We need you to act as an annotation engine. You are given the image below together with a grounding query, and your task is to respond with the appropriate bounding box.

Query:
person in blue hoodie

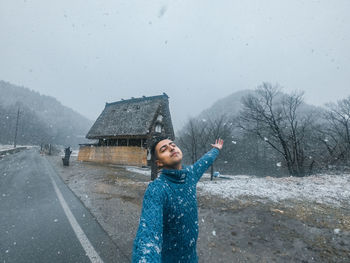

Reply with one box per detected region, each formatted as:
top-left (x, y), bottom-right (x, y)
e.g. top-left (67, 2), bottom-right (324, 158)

top-left (132, 136), bottom-right (224, 263)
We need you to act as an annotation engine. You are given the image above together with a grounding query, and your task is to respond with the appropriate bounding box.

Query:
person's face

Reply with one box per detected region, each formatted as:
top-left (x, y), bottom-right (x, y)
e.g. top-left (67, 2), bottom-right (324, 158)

top-left (155, 139), bottom-right (183, 169)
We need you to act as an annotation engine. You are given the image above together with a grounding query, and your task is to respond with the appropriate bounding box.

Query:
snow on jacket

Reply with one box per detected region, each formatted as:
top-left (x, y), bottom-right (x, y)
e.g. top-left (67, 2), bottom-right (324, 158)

top-left (132, 148), bottom-right (220, 263)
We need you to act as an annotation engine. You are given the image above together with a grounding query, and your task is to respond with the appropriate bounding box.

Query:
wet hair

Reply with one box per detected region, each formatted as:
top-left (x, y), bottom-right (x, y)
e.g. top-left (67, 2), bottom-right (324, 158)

top-left (150, 135), bottom-right (170, 158)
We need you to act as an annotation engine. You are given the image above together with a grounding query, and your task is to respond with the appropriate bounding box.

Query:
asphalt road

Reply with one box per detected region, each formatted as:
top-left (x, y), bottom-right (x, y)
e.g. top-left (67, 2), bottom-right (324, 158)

top-left (0, 149), bottom-right (128, 263)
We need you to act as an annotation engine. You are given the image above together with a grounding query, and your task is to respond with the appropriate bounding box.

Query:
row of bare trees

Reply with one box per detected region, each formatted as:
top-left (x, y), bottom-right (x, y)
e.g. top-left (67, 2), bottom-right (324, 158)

top-left (177, 82), bottom-right (350, 177)
top-left (318, 99), bottom-right (350, 166)
top-left (178, 116), bottom-right (231, 163)
top-left (177, 115), bottom-right (233, 179)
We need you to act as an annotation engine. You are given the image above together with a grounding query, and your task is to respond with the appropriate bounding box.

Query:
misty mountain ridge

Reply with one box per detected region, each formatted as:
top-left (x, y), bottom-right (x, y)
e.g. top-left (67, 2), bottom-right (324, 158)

top-left (0, 80), bottom-right (92, 147)
top-left (196, 88), bottom-right (322, 122)
top-left (197, 89), bottom-right (254, 120)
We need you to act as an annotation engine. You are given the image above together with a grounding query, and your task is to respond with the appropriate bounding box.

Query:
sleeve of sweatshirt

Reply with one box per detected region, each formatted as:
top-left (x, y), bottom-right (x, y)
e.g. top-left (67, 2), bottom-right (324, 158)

top-left (192, 147), bottom-right (220, 183)
top-left (132, 182), bottom-right (164, 263)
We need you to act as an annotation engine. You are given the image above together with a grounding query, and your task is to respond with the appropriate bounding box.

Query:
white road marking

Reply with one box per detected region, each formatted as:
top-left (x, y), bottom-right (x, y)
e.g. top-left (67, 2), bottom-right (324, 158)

top-left (48, 172), bottom-right (104, 263)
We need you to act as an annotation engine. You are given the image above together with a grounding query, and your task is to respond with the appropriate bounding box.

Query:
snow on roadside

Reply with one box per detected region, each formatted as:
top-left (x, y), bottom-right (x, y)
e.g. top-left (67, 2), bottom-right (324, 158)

top-left (0, 145), bottom-right (34, 153)
top-left (126, 166), bottom-right (151, 176)
top-left (0, 145), bottom-right (15, 151)
top-left (71, 150), bottom-right (79, 157)
top-left (197, 173), bottom-right (350, 206)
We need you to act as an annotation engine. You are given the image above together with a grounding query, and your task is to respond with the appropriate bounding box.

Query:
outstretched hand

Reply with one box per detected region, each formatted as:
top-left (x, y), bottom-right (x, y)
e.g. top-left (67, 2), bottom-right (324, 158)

top-left (211, 138), bottom-right (224, 150)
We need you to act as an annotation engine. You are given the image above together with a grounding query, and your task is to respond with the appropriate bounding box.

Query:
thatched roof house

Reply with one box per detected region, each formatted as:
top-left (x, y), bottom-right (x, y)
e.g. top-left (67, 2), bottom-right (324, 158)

top-left (78, 93), bottom-right (175, 167)
top-left (87, 93), bottom-right (174, 143)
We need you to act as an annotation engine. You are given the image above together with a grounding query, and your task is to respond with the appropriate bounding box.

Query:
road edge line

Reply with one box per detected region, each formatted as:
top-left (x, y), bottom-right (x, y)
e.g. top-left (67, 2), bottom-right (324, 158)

top-left (48, 171), bottom-right (104, 263)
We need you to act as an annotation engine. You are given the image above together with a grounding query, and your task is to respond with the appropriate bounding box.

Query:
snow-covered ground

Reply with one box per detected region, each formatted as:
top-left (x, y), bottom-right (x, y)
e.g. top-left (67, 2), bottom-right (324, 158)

top-left (71, 150), bottom-right (79, 157)
top-left (198, 173), bottom-right (350, 206)
top-left (0, 145), bottom-right (35, 151)
top-left (0, 144), bottom-right (38, 158)
top-left (125, 166), bottom-right (350, 206)
top-left (126, 166), bottom-right (151, 176)
top-left (0, 145), bottom-right (15, 151)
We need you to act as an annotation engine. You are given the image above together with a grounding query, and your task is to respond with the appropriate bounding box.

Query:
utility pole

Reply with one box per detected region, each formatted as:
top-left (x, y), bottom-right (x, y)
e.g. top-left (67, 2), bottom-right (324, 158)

top-left (14, 107), bottom-right (20, 148)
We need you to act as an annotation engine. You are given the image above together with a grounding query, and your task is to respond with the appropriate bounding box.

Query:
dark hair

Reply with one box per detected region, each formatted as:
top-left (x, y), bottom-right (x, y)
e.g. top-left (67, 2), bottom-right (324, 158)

top-left (150, 135), bottom-right (170, 158)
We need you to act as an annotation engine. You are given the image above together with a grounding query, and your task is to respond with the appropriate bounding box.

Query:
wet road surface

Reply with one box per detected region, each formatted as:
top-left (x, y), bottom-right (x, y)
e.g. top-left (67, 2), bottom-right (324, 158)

top-left (0, 149), bottom-right (128, 263)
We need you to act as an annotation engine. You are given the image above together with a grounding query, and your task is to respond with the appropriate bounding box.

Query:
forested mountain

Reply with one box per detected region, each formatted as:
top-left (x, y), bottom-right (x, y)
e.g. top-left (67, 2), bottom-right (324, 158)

top-left (197, 89), bottom-right (321, 121)
top-left (178, 85), bottom-right (328, 176)
top-left (197, 89), bottom-right (254, 120)
top-left (0, 80), bottom-right (92, 147)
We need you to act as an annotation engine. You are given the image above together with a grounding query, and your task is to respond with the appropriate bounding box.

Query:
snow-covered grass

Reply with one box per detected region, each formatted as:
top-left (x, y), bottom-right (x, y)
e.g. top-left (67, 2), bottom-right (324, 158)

top-left (0, 145), bottom-right (15, 151)
top-left (71, 150), bottom-right (79, 157)
top-left (198, 173), bottom-right (350, 206)
top-left (125, 165), bottom-right (350, 206)
top-left (0, 144), bottom-right (33, 152)
top-left (126, 166), bottom-right (151, 176)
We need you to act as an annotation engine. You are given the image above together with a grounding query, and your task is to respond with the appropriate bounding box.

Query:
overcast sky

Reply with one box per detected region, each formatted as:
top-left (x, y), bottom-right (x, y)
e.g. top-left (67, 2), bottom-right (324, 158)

top-left (1, 0), bottom-right (349, 131)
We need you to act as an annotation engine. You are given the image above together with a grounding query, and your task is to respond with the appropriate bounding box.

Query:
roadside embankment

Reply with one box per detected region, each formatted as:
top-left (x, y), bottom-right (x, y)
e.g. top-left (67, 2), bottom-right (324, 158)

top-left (0, 146), bottom-right (28, 156)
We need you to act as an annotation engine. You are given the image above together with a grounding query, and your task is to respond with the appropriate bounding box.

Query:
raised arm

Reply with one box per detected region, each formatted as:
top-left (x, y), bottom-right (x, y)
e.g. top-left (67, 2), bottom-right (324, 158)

top-left (192, 139), bottom-right (224, 183)
top-left (132, 183), bottom-right (164, 262)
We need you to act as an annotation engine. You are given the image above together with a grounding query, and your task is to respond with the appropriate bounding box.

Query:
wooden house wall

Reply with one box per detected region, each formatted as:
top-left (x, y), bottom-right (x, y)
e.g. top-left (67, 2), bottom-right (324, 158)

top-left (78, 145), bottom-right (147, 166)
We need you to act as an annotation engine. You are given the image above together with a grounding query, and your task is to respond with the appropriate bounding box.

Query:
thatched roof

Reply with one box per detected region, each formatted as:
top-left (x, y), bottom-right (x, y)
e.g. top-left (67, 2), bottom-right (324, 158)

top-left (86, 93), bottom-right (174, 139)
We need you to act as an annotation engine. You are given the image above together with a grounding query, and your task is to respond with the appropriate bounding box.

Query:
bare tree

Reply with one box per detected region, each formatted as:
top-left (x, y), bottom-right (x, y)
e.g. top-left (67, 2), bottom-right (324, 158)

top-left (178, 114), bottom-right (233, 179)
top-left (205, 114), bottom-right (233, 179)
top-left (206, 114), bottom-right (231, 145)
top-left (177, 118), bottom-right (208, 163)
top-left (239, 83), bottom-right (314, 176)
top-left (319, 96), bottom-right (350, 166)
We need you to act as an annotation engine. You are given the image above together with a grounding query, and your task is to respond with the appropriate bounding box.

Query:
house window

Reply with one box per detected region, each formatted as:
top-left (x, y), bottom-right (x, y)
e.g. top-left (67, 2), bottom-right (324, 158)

top-left (129, 139), bottom-right (141, 147)
top-left (156, 115), bottom-right (163, 122)
top-left (106, 139), bottom-right (117, 146)
top-left (118, 139), bottom-right (127, 146)
top-left (155, 124), bottom-right (162, 133)
top-left (98, 139), bottom-right (105, 146)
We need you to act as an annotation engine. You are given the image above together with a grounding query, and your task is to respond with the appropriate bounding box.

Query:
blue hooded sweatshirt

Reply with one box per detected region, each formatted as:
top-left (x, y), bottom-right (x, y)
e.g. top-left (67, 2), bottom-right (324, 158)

top-left (132, 148), bottom-right (220, 263)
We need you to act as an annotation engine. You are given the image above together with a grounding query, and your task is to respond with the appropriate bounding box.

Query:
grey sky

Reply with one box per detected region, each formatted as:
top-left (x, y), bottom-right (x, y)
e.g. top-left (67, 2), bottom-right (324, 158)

top-left (1, 0), bottom-right (349, 132)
